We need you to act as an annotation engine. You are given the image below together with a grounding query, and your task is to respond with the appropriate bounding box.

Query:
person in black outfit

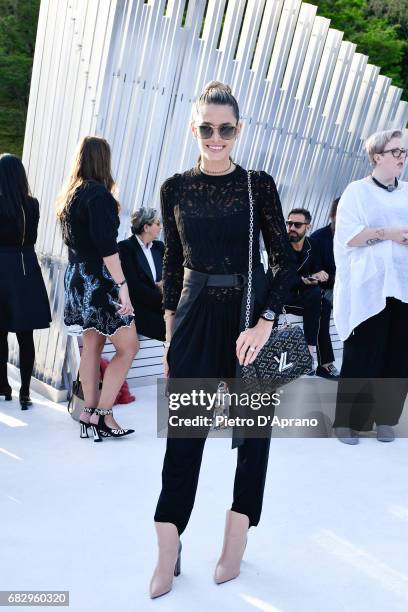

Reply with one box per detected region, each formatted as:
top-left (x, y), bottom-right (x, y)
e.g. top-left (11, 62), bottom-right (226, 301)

top-left (57, 137), bottom-right (138, 441)
top-left (310, 198), bottom-right (339, 307)
top-left (284, 208), bottom-right (339, 379)
top-left (0, 154), bottom-right (51, 409)
top-left (119, 208), bottom-right (165, 341)
top-left (149, 81), bottom-right (297, 599)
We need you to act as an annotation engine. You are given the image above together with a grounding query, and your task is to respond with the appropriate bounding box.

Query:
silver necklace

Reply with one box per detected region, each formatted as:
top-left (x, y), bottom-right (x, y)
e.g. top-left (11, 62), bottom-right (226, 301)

top-left (199, 159), bottom-right (233, 175)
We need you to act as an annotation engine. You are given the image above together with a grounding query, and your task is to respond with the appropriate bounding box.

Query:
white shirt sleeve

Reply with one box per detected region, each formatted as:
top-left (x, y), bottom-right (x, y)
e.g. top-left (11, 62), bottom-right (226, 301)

top-left (335, 183), bottom-right (366, 249)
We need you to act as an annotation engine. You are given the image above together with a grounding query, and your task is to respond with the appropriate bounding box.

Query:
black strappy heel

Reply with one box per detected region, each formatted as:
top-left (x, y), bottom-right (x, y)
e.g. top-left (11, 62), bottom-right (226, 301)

top-left (90, 408), bottom-right (135, 442)
top-left (79, 406), bottom-right (95, 438)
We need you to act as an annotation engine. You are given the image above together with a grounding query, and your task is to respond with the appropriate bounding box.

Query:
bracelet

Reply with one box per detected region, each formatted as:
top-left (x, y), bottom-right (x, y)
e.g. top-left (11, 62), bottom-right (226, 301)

top-left (115, 279), bottom-right (127, 288)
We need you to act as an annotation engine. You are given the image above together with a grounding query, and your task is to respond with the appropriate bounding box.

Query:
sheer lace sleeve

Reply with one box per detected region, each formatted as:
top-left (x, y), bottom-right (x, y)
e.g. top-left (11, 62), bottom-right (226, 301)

top-left (256, 171), bottom-right (297, 314)
top-left (160, 175), bottom-right (184, 311)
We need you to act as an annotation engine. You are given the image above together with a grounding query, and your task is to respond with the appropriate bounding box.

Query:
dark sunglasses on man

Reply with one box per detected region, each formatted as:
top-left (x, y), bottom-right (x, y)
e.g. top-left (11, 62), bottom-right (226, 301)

top-left (286, 220), bottom-right (308, 229)
top-left (196, 123), bottom-right (238, 140)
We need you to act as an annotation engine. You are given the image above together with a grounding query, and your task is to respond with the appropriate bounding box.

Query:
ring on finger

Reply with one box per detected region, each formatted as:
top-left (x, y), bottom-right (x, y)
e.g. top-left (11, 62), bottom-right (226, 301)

top-left (249, 347), bottom-right (256, 352)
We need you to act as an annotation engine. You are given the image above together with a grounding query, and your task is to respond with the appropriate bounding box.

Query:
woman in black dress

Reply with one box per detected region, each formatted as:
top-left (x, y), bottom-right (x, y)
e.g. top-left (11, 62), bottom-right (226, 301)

top-left (0, 154), bottom-right (51, 409)
top-left (149, 82), bottom-right (296, 598)
top-left (57, 137), bottom-right (138, 441)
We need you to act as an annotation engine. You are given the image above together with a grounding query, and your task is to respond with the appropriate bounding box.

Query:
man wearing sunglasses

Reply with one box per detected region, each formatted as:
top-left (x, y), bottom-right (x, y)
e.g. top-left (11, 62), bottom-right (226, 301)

top-left (284, 208), bottom-right (339, 379)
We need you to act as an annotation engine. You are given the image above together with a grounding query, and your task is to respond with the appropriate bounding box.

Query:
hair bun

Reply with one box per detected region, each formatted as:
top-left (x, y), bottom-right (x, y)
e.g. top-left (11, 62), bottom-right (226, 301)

top-left (203, 80), bottom-right (232, 95)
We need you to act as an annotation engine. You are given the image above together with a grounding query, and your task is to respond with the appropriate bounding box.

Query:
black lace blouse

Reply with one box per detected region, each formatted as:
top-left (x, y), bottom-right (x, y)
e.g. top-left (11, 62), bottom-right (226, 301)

top-left (160, 164), bottom-right (297, 313)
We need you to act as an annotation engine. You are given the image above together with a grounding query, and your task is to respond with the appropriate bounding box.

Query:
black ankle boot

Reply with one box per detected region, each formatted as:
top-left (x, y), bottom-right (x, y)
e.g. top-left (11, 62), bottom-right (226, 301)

top-left (0, 385), bottom-right (12, 401)
top-left (19, 391), bottom-right (32, 410)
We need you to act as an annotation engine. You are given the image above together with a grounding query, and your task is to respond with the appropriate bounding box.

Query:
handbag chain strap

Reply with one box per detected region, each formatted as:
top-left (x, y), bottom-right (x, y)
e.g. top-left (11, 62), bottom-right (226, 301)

top-left (245, 171), bottom-right (254, 331)
top-left (245, 170), bottom-right (288, 331)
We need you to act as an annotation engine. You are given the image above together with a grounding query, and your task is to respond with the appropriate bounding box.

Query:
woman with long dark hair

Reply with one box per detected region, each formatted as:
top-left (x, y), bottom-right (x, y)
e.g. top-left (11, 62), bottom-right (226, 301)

top-left (57, 136), bottom-right (138, 441)
top-left (0, 154), bottom-right (51, 408)
top-left (149, 81), bottom-right (296, 598)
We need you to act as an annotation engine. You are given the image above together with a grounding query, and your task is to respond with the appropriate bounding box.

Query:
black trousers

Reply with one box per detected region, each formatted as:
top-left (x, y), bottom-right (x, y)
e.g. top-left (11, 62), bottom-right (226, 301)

top-left (0, 331), bottom-right (35, 395)
top-left (286, 286), bottom-right (334, 365)
top-left (155, 267), bottom-right (273, 536)
top-left (334, 298), bottom-right (408, 430)
top-left (154, 434), bottom-right (271, 535)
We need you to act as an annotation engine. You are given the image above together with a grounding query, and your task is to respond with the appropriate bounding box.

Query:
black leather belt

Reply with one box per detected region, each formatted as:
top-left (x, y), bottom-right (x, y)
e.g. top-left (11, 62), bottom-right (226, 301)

top-left (183, 268), bottom-right (247, 287)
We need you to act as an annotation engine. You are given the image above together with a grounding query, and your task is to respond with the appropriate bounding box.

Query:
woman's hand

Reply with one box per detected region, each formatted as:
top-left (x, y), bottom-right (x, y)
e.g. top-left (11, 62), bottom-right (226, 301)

top-left (117, 284), bottom-right (134, 316)
top-left (236, 318), bottom-right (274, 366)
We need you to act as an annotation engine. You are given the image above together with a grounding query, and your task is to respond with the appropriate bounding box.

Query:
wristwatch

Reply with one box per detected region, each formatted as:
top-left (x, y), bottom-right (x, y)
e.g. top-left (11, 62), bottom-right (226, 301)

top-left (260, 309), bottom-right (276, 322)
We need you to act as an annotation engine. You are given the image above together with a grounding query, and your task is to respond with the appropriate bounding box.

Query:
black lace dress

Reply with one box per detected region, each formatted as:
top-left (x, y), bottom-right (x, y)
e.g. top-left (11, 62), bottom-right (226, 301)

top-left (161, 164), bottom-right (296, 378)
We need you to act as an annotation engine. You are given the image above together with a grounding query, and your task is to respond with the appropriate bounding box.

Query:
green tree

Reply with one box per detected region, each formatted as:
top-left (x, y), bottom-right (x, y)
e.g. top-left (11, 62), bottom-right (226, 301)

top-left (369, 0), bottom-right (408, 91)
top-left (0, 0), bottom-right (40, 156)
top-left (316, 0), bottom-right (407, 95)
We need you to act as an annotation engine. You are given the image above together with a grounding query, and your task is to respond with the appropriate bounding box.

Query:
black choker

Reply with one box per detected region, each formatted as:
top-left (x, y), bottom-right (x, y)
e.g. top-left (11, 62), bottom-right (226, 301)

top-left (371, 175), bottom-right (398, 192)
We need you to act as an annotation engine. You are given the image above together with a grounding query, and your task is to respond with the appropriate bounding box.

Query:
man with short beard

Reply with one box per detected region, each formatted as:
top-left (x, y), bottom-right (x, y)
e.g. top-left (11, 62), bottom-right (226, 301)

top-left (284, 208), bottom-right (339, 379)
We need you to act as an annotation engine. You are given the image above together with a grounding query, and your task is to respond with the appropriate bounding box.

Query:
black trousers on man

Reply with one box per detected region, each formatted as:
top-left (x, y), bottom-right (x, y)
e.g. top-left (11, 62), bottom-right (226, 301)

top-left (334, 298), bottom-right (408, 431)
top-left (285, 286), bottom-right (334, 366)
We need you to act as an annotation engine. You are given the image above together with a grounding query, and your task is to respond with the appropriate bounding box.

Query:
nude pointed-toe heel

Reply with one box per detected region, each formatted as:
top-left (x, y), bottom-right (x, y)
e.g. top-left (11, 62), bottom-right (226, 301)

top-left (214, 510), bottom-right (249, 585)
top-left (149, 522), bottom-right (181, 599)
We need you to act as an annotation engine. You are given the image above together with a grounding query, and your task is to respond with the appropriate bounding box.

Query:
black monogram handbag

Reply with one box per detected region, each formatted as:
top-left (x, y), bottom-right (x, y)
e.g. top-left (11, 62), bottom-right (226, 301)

top-left (240, 171), bottom-right (313, 388)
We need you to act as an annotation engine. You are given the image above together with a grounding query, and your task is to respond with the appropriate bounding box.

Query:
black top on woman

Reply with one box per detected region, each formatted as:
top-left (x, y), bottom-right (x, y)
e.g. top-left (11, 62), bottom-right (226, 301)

top-left (161, 165), bottom-right (296, 382)
top-left (0, 154), bottom-right (51, 333)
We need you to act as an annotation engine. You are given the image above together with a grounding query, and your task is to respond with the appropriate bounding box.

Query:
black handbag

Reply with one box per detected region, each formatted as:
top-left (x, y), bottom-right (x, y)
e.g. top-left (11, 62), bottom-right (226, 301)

top-left (67, 374), bottom-right (103, 421)
top-left (67, 377), bottom-right (85, 422)
top-left (240, 171), bottom-right (313, 388)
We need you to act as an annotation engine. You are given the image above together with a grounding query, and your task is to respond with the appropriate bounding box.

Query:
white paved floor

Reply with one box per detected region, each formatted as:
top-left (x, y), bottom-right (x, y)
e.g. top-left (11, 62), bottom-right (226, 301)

top-left (1, 378), bottom-right (408, 612)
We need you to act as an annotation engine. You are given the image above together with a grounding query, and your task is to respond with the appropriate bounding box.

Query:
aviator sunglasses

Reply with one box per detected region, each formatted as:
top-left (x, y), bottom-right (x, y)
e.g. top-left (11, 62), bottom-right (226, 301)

top-left (196, 123), bottom-right (238, 140)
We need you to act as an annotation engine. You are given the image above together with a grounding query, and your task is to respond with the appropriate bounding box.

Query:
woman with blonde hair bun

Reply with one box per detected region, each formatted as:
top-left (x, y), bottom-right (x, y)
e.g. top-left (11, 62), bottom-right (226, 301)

top-left (149, 81), bottom-right (296, 597)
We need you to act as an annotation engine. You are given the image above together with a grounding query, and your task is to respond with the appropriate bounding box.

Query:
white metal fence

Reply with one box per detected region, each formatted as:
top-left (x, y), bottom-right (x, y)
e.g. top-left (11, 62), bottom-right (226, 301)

top-left (13, 0), bottom-right (408, 391)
